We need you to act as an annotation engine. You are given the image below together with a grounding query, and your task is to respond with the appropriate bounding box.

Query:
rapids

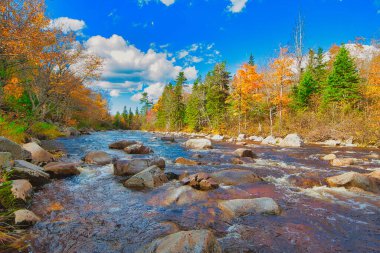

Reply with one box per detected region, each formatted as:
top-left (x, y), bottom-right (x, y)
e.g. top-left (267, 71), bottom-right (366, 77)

top-left (25, 131), bottom-right (380, 252)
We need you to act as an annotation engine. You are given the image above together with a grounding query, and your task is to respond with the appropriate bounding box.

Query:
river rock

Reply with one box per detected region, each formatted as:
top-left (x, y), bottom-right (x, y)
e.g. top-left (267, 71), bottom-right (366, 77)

top-left (0, 180), bottom-right (32, 209)
top-left (22, 142), bottom-right (55, 164)
top-left (248, 136), bottom-right (264, 142)
top-left (237, 134), bottom-right (246, 141)
top-left (161, 136), bottom-right (175, 142)
top-left (0, 152), bottom-right (12, 169)
top-left (323, 139), bottom-right (341, 146)
top-left (219, 197), bottom-right (280, 218)
top-left (124, 144), bottom-right (153, 154)
top-left (322, 154), bottom-right (337, 161)
top-left (181, 172), bottom-right (218, 191)
top-left (137, 229), bottom-right (222, 253)
top-left (261, 136), bottom-right (277, 145)
top-left (367, 153), bottom-right (380, 159)
top-left (9, 160), bottom-right (50, 186)
top-left (211, 169), bottom-right (263, 186)
top-left (330, 158), bottom-right (355, 167)
top-left (278, 133), bottom-right (304, 147)
top-left (184, 139), bottom-right (212, 150)
top-left (109, 140), bottom-right (138, 149)
top-left (211, 135), bottom-right (224, 141)
top-left (149, 185), bottom-right (209, 206)
top-left (44, 162), bottom-right (81, 177)
top-left (326, 170), bottom-right (380, 193)
top-left (175, 157), bottom-right (200, 166)
top-left (0, 137), bottom-right (31, 160)
top-left (14, 209), bottom-right (40, 226)
top-left (124, 165), bottom-right (168, 189)
top-left (84, 151), bottom-right (112, 165)
top-left (233, 148), bottom-right (256, 158)
top-left (63, 127), bottom-right (80, 137)
top-left (113, 158), bottom-right (165, 176)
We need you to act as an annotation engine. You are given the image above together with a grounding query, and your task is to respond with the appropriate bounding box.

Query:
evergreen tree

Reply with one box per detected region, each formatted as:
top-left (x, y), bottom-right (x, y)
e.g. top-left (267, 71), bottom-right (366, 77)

top-left (156, 84), bottom-right (174, 130)
top-left (113, 111), bottom-right (121, 128)
top-left (248, 53), bottom-right (255, 66)
top-left (322, 46), bottom-right (361, 105)
top-left (139, 92), bottom-right (153, 115)
top-left (121, 106), bottom-right (128, 129)
top-left (293, 69), bottom-right (318, 108)
top-left (313, 47), bottom-right (327, 91)
top-left (172, 72), bottom-right (186, 130)
top-left (185, 76), bottom-right (203, 131)
top-left (128, 108), bottom-right (133, 129)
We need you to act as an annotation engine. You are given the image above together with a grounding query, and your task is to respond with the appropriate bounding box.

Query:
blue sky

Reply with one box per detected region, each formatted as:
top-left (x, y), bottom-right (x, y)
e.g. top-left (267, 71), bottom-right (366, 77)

top-left (46, 0), bottom-right (380, 114)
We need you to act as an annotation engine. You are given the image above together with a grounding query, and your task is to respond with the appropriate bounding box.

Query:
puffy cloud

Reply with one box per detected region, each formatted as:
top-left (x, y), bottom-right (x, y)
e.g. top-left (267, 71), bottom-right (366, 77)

top-left (183, 66), bottom-right (198, 80)
top-left (160, 0), bottom-right (175, 6)
top-left (110, 89), bottom-right (121, 97)
top-left (228, 0), bottom-right (248, 13)
top-left (49, 17), bottom-right (86, 33)
top-left (131, 82), bottom-right (166, 102)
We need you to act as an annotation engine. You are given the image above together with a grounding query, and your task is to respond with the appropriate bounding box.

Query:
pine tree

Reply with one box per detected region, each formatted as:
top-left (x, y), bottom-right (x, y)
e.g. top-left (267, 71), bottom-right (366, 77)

top-left (248, 54), bottom-right (255, 66)
top-left (139, 92), bottom-right (153, 115)
top-left (172, 72), bottom-right (186, 130)
top-left (323, 46), bottom-right (361, 106)
top-left (185, 76), bottom-right (203, 131)
top-left (128, 107), bottom-right (133, 129)
top-left (293, 69), bottom-right (318, 108)
top-left (113, 111), bottom-right (121, 128)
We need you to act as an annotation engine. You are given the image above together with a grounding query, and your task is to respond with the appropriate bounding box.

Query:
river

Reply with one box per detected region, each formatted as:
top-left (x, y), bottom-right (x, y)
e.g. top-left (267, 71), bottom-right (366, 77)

top-left (25, 131), bottom-right (380, 252)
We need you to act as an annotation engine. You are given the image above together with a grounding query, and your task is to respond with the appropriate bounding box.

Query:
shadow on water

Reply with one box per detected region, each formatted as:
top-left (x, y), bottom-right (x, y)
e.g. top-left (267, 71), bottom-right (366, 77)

top-left (26, 131), bottom-right (380, 253)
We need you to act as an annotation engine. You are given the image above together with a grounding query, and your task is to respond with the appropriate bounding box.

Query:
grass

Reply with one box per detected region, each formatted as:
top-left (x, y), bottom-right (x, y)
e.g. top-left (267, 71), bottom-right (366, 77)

top-left (29, 122), bottom-right (64, 140)
top-left (0, 116), bottom-right (27, 143)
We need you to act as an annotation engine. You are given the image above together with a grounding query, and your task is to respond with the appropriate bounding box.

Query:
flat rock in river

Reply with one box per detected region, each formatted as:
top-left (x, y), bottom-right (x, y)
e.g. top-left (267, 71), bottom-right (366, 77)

top-left (124, 165), bottom-right (168, 189)
top-left (219, 198), bottom-right (281, 218)
top-left (113, 158), bottom-right (165, 176)
top-left (14, 209), bottom-right (40, 226)
top-left (109, 140), bottom-right (138, 149)
top-left (211, 169), bottom-right (263, 186)
top-left (84, 151), bottom-right (112, 165)
top-left (124, 144), bottom-right (153, 154)
top-left (44, 162), bottom-right (81, 177)
top-left (10, 160), bottom-right (50, 186)
top-left (233, 148), bottom-right (256, 158)
top-left (326, 170), bottom-right (380, 193)
top-left (184, 139), bottom-right (212, 150)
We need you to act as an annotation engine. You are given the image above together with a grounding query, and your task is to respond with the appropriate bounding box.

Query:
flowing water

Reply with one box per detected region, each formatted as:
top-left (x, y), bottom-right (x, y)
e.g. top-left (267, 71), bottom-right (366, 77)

top-left (24, 131), bottom-right (380, 253)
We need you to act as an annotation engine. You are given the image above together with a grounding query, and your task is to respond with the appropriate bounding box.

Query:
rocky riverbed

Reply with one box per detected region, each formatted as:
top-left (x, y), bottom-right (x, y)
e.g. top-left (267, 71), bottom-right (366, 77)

top-left (1, 130), bottom-right (379, 252)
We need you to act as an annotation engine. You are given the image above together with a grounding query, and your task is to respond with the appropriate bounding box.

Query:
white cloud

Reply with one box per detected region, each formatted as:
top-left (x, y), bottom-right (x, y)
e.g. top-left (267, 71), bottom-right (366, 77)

top-left (178, 50), bottom-right (189, 59)
top-left (131, 82), bottom-right (166, 102)
top-left (160, 0), bottom-right (175, 6)
top-left (228, 0), bottom-right (248, 13)
top-left (183, 67), bottom-right (198, 80)
top-left (110, 89), bottom-right (121, 97)
top-left (49, 17), bottom-right (86, 33)
top-left (191, 56), bottom-right (203, 63)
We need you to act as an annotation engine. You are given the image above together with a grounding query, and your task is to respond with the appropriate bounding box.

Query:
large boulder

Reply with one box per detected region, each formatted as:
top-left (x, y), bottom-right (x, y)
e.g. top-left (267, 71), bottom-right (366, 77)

top-left (124, 144), bottom-right (153, 154)
top-left (44, 162), bottom-right (81, 178)
top-left (9, 160), bottom-right (50, 186)
top-left (219, 198), bottom-right (280, 218)
top-left (233, 148), bottom-right (256, 158)
top-left (0, 180), bottom-right (32, 209)
top-left (278, 133), bottom-right (304, 147)
top-left (0, 137), bottom-right (31, 160)
top-left (109, 140), bottom-right (138, 149)
top-left (184, 139), bottom-right (212, 150)
top-left (124, 165), bottom-right (168, 189)
top-left (137, 230), bottom-right (222, 253)
top-left (0, 152), bottom-right (12, 169)
top-left (211, 135), bottom-right (224, 141)
top-left (84, 151), bottom-right (112, 165)
top-left (113, 158), bottom-right (165, 176)
top-left (181, 172), bottom-right (218, 191)
top-left (330, 158), bottom-right (355, 167)
top-left (211, 169), bottom-right (263, 186)
top-left (22, 142), bottom-right (55, 164)
top-left (261, 136), bottom-right (277, 145)
top-left (14, 209), bottom-right (40, 226)
top-left (326, 171), bottom-right (380, 193)
top-left (175, 157), bottom-right (200, 166)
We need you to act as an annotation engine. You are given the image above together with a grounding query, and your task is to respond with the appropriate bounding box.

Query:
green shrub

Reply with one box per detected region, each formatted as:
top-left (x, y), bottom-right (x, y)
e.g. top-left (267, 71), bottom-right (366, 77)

top-left (29, 122), bottom-right (64, 140)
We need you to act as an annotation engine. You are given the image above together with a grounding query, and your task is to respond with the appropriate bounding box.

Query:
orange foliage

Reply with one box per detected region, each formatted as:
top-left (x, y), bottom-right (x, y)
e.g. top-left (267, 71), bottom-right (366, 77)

top-left (3, 77), bottom-right (24, 99)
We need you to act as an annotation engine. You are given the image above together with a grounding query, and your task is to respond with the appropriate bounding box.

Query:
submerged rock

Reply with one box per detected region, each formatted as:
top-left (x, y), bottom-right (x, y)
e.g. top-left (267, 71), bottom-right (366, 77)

top-left (278, 133), bottom-right (304, 147)
top-left (113, 158), bottom-right (165, 176)
top-left (330, 158), bottom-right (355, 167)
top-left (44, 162), bottom-right (81, 178)
top-left (233, 148), bottom-right (256, 158)
top-left (0, 152), bottom-right (12, 169)
top-left (184, 139), bottom-right (213, 150)
top-left (175, 157), bottom-right (200, 166)
top-left (219, 197), bottom-right (280, 218)
top-left (109, 140), bottom-right (138, 149)
top-left (22, 142), bottom-right (55, 164)
top-left (211, 169), bottom-right (263, 186)
top-left (9, 160), bottom-right (50, 186)
top-left (322, 154), bottom-right (337, 161)
top-left (124, 165), bottom-right (168, 189)
top-left (137, 230), bottom-right (222, 253)
top-left (326, 170), bottom-right (380, 193)
top-left (0, 137), bottom-right (31, 160)
top-left (181, 172), bottom-right (218, 191)
top-left (14, 209), bottom-right (40, 226)
top-left (261, 136), bottom-right (277, 145)
top-left (124, 144), bottom-right (153, 154)
top-left (84, 151), bottom-right (112, 165)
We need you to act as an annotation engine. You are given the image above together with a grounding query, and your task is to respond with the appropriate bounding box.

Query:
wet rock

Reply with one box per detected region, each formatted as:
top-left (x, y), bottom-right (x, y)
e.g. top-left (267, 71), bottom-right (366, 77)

top-left (175, 157), bottom-right (200, 166)
top-left (84, 151), bottom-right (112, 165)
top-left (124, 144), bottom-right (153, 154)
top-left (9, 160), bottom-right (50, 186)
top-left (288, 173), bottom-right (322, 188)
top-left (219, 197), bottom-right (280, 218)
top-left (330, 158), bottom-right (355, 167)
top-left (44, 162), bottom-right (81, 178)
top-left (124, 165), bottom-right (168, 189)
top-left (233, 148), bottom-right (256, 158)
top-left (165, 172), bottom-right (179, 181)
top-left (261, 136), bottom-right (277, 145)
top-left (22, 142), bottom-right (55, 164)
top-left (0, 180), bottom-right (32, 209)
top-left (211, 169), bottom-right (263, 186)
top-left (211, 134), bottom-right (224, 141)
top-left (161, 136), bottom-right (175, 142)
top-left (137, 230), bottom-right (222, 253)
top-left (14, 209), bottom-right (40, 226)
top-left (278, 133), bottom-right (304, 147)
top-left (184, 139), bottom-right (212, 150)
top-left (109, 140), bottom-right (138, 149)
top-left (237, 134), bottom-right (246, 141)
top-left (367, 153), bottom-right (380, 159)
top-left (326, 170), bottom-right (380, 193)
top-left (113, 158), bottom-right (165, 176)
top-left (150, 185), bottom-right (209, 206)
top-left (322, 154), bottom-right (337, 161)
top-left (0, 137), bottom-right (31, 160)
top-left (181, 172), bottom-right (218, 191)
top-left (0, 152), bottom-right (12, 169)
top-left (231, 158), bottom-right (244, 164)
top-left (63, 127), bottom-right (80, 137)
top-left (192, 154), bottom-right (203, 159)
top-left (248, 136), bottom-right (264, 142)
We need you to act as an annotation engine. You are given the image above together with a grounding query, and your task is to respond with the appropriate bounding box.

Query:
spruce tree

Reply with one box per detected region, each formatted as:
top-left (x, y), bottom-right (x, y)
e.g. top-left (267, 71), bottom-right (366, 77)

top-left (185, 76), bottom-right (202, 131)
top-left (172, 72), bottom-right (186, 130)
top-left (322, 46), bottom-right (361, 106)
top-left (294, 69), bottom-right (318, 108)
top-left (248, 54), bottom-right (255, 66)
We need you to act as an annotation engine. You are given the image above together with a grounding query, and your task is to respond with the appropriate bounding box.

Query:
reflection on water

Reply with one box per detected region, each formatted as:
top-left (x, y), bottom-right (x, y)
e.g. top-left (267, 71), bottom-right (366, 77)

top-left (28, 131), bottom-right (380, 253)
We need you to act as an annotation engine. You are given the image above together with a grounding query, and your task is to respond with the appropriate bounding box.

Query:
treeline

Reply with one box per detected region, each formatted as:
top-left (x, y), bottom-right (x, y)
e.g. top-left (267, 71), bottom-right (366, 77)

top-left (0, 0), bottom-right (110, 142)
top-left (112, 106), bottom-right (143, 130)
top-left (139, 44), bottom-right (379, 145)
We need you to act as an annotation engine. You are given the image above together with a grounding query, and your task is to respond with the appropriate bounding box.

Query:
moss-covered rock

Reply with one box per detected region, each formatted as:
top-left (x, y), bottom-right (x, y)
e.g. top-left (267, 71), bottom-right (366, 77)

top-left (0, 152), bottom-right (12, 170)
